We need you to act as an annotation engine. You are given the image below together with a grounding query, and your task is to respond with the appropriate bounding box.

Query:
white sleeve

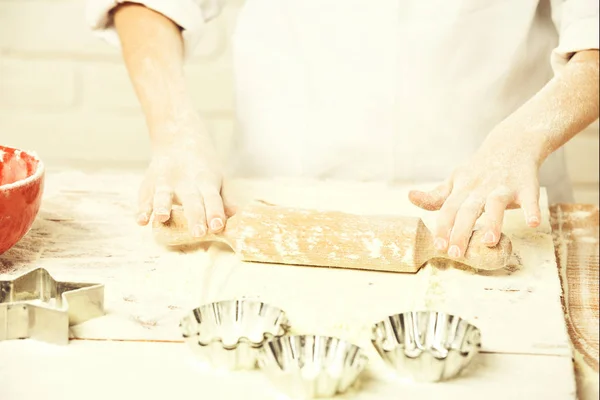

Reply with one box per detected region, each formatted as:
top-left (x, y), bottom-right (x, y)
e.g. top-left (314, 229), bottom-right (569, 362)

top-left (551, 0), bottom-right (600, 73)
top-left (85, 0), bottom-right (224, 57)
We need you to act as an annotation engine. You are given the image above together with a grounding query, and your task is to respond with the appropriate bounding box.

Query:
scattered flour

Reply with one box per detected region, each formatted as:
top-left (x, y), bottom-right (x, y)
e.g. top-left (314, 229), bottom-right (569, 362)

top-left (273, 233), bottom-right (300, 257)
top-left (401, 247), bottom-right (414, 264)
top-left (388, 243), bottom-right (401, 257)
top-left (362, 237), bottom-right (383, 259)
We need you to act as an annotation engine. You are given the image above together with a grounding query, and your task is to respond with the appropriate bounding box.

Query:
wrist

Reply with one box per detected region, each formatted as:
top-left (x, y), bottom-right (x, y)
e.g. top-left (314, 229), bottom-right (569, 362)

top-left (147, 108), bottom-right (208, 148)
top-left (484, 125), bottom-right (549, 166)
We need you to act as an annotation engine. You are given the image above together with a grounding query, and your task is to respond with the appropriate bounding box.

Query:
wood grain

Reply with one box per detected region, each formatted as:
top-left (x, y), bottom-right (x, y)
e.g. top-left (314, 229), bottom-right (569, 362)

top-left (550, 204), bottom-right (599, 373)
top-left (551, 204), bottom-right (599, 400)
top-left (153, 204), bottom-right (514, 273)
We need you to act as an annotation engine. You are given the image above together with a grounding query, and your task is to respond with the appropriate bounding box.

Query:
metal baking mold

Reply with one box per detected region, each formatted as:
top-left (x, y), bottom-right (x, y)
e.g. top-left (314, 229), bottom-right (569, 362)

top-left (0, 267), bottom-right (105, 345)
top-left (258, 335), bottom-right (369, 399)
top-left (371, 311), bottom-right (481, 382)
top-left (180, 299), bottom-right (290, 370)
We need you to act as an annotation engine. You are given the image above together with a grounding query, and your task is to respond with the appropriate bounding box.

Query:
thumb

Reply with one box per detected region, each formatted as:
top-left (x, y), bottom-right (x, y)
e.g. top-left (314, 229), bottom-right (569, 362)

top-left (221, 192), bottom-right (238, 217)
top-left (219, 178), bottom-right (239, 218)
top-left (224, 203), bottom-right (238, 218)
top-left (409, 181), bottom-right (453, 211)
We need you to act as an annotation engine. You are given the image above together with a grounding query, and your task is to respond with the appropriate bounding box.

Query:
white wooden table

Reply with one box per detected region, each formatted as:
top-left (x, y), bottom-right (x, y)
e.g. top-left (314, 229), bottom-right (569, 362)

top-left (0, 170), bottom-right (576, 399)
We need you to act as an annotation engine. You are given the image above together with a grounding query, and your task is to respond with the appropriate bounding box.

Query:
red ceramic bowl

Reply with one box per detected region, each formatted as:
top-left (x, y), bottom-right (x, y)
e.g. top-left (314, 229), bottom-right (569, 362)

top-left (0, 145), bottom-right (45, 255)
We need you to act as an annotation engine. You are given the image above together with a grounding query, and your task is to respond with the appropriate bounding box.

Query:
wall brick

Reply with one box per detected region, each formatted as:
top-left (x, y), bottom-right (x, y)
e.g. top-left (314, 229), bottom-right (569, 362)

top-left (0, 1), bottom-right (114, 57)
top-left (0, 109), bottom-right (235, 165)
top-left (0, 57), bottom-right (78, 108)
top-left (0, 110), bottom-right (151, 163)
top-left (81, 62), bottom-right (140, 111)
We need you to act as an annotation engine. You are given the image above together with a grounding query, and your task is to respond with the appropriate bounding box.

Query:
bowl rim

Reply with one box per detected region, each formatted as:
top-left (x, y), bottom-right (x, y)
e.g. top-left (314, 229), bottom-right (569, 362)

top-left (370, 310), bottom-right (483, 352)
top-left (180, 299), bottom-right (291, 348)
top-left (0, 145), bottom-right (45, 191)
top-left (371, 310), bottom-right (480, 329)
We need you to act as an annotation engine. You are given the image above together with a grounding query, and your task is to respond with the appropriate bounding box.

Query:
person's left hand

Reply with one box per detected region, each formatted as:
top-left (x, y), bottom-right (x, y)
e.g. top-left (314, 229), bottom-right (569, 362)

top-left (408, 136), bottom-right (543, 258)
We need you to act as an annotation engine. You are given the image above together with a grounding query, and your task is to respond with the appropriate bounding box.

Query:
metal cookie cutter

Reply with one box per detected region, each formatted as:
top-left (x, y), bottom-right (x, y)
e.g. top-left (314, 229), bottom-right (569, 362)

top-left (180, 299), bottom-right (290, 370)
top-left (0, 267), bottom-right (105, 345)
top-left (371, 311), bottom-right (482, 382)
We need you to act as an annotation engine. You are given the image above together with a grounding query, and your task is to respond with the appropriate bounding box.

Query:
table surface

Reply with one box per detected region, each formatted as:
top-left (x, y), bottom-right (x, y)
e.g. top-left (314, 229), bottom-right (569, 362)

top-left (0, 170), bottom-right (579, 400)
top-left (550, 204), bottom-right (599, 400)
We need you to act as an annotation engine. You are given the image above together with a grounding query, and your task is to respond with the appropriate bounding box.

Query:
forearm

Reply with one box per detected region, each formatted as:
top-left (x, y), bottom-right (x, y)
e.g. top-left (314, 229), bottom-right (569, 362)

top-left (488, 50), bottom-right (599, 163)
top-left (113, 3), bottom-right (198, 147)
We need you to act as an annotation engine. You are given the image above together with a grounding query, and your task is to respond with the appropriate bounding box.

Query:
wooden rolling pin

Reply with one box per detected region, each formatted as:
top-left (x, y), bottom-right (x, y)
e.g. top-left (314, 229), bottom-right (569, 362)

top-left (152, 203), bottom-right (514, 273)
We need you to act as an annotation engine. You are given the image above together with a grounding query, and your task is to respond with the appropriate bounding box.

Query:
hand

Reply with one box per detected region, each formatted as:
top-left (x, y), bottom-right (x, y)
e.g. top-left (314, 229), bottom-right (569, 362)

top-left (136, 121), bottom-right (231, 238)
top-left (408, 137), bottom-right (543, 259)
top-left (408, 49), bottom-right (600, 259)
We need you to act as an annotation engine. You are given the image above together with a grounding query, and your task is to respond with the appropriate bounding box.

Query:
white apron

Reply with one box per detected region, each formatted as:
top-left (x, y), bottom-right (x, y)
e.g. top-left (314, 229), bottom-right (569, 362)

top-left (229, 0), bottom-right (574, 203)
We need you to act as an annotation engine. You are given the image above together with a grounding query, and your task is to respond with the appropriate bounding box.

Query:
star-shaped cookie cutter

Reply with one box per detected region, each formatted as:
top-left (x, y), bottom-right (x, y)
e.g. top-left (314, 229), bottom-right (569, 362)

top-left (0, 268), bottom-right (105, 345)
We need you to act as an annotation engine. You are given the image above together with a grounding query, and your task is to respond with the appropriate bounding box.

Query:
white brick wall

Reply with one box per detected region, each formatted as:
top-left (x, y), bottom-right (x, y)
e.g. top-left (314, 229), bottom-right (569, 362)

top-left (0, 0), bottom-right (598, 204)
top-left (0, 58), bottom-right (77, 109)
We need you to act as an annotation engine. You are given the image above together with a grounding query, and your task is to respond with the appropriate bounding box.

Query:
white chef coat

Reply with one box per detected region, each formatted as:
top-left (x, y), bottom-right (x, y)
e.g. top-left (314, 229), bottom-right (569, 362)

top-left (86, 0), bottom-right (599, 204)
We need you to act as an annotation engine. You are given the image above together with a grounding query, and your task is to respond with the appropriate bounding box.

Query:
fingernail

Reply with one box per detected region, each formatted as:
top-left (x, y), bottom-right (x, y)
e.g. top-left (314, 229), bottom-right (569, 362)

top-left (192, 225), bottom-right (206, 238)
top-left (448, 245), bottom-right (461, 258)
top-left (434, 238), bottom-right (447, 251)
top-left (137, 213), bottom-right (149, 224)
top-left (527, 216), bottom-right (540, 226)
top-left (155, 208), bottom-right (169, 216)
top-left (210, 218), bottom-right (224, 231)
top-left (483, 231), bottom-right (496, 244)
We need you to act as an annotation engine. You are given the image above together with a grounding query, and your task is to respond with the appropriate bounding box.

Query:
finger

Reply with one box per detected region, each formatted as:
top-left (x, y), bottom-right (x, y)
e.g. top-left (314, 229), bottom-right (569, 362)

top-left (448, 195), bottom-right (486, 258)
top-left (200, 185), bottom-right (226, 233)
top-left (137, 180), bottom-right (154, 226)
top-left (177, 187), bottom-right (207, 238)
top-left (433, 191), bottom-right (467, 252)
top-left (224, 204), bottom-right (238, 218)
top-left (221, 189), bottom-right (239, 217)
top-left (153, 179), bottom-right (173, 223)
top-left (220, 179), bottom-right (239, 217)
top-left (480, 190), bottom-right (514, 246)
top-left (409, 181), bottom-right (453, 211)
top-left (517, 185), bottom-right (541, 228)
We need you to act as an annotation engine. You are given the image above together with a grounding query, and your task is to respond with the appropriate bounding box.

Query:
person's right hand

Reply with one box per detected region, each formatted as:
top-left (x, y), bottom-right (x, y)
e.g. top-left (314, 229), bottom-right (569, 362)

top-left (111, 1), bottom-right (234, 238)
top-left (136, 122), bottom-right (230, 238)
